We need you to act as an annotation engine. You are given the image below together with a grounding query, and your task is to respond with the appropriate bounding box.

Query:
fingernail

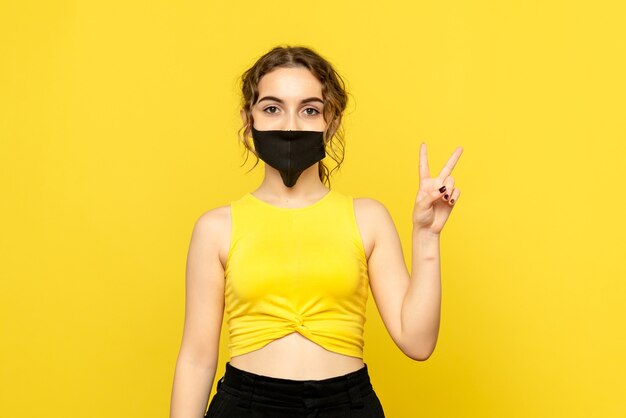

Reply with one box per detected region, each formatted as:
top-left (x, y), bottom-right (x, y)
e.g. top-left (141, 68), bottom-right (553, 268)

top-left (450, 199), bottom-right (455, 204)
top-left (444, 194), bottom-right (449, 200)
top-left (438, 186), bottom-right (446, 193)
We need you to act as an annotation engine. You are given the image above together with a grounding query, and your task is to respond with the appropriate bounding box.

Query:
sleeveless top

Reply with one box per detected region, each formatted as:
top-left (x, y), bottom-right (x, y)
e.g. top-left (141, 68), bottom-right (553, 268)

top-left (224, 188), bottom-right (370, 359)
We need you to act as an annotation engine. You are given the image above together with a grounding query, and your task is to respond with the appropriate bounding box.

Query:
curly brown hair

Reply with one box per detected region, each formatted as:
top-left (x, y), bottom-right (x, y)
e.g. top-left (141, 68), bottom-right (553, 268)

top-left (237, 45), bottom-right (349, 188)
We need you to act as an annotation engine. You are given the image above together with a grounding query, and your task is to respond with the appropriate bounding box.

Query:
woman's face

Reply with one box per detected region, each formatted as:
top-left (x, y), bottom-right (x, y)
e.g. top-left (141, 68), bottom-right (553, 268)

top-left (249, 66), bottom-right (326, 132)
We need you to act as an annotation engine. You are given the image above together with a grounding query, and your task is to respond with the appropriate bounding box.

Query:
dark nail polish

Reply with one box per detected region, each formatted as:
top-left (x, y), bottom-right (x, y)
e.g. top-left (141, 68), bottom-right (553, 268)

top-left (439, 186), bottom-right (446, 193)
top-left (444, 194), bottom-right (449, 200)
top-left (450, 199), bottom-right (455, 204)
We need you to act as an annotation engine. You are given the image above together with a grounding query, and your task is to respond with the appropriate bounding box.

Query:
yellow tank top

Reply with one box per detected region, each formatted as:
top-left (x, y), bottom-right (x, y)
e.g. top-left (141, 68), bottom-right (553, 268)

top-left (224, 188), bottom-right (370, 359)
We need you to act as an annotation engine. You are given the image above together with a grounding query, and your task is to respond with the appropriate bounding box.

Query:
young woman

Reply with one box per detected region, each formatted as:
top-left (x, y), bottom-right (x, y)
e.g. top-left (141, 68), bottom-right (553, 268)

top-left (170, 45), bottom-right (463, 418)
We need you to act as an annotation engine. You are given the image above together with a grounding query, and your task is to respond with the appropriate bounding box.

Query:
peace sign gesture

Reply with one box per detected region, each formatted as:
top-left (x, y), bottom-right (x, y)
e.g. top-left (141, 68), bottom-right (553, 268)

top-left (412, 143), bottom-right (464, 234)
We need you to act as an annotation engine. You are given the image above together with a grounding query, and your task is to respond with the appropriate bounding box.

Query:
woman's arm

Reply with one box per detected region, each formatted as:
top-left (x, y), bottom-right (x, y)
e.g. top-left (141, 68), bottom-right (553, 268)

top-left (364, 143), bottom-right (462, 361)
top-left (363, 201), bottom-right (441, 361)
top-left (402, 142), bottom-right (463, 359)
top-left (170, 208), bottom-right (228, 418)
top-left (400, 228), bottom-right (441, 360)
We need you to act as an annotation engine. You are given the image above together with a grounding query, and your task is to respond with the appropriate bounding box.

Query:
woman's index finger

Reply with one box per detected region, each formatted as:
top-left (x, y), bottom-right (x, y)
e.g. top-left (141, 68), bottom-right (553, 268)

top-left (437, 146), bottom-right (464, 179)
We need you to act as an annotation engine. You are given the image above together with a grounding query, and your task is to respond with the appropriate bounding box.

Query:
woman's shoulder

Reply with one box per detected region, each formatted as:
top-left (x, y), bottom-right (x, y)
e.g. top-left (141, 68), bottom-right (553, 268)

top-left (352, 195), bottom-right (388, 215)
top-left (350, 195), bottom-right (388, 261)
top-left (193, 203), bottom-right (232, 238)
top-left (351, 195), bottom-right (393, 234)
top-left (193, 203), bottom-right (233, 268)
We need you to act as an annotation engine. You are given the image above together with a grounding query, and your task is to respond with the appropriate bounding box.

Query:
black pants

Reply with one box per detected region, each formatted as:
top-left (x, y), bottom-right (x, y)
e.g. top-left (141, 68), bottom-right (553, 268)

top-left (205, 362), bottom-right (386, 417)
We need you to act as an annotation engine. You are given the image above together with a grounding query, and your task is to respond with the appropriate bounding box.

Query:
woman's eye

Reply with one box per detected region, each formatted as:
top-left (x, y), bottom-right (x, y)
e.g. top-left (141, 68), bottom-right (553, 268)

top-left (262, 106), bottom-right (320, 115)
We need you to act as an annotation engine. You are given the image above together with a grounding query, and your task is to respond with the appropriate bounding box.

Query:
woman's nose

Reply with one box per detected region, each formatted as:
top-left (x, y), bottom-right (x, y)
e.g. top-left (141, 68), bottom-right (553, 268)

top-left (283, 113), bottom-right (301, 131)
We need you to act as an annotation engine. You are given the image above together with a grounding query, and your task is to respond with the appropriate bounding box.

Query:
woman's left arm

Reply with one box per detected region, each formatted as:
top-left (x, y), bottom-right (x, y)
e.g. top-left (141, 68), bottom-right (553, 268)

top-left (401, 143), bottom-right (464, 360)
top-left (364, 143), bottom-right (463, 361)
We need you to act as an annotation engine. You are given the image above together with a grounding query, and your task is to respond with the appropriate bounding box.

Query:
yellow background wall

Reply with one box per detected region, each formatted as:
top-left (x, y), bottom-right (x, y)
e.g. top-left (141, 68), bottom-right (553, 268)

top-left (1, 1), bottom-right (624, 417)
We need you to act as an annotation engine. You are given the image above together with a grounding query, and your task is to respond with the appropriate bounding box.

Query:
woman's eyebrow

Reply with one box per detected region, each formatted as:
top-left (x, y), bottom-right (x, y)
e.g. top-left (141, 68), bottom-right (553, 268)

top-left (257, 96), bottom-right (324, 105)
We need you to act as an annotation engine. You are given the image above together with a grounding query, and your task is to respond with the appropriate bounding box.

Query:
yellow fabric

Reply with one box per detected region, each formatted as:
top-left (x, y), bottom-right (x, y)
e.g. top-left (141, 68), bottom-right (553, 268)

top-left (224, 188), bottom-right (370, 359)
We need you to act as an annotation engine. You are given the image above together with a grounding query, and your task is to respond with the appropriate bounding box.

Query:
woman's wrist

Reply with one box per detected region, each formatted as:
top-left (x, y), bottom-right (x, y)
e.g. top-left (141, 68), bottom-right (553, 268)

top-left (412, 225), bottom-right (440, 240)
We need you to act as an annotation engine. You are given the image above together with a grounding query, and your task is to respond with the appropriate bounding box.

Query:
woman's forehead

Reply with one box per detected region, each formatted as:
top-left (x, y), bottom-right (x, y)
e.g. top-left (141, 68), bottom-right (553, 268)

top-left (258, 67), bottom-right (322, 101)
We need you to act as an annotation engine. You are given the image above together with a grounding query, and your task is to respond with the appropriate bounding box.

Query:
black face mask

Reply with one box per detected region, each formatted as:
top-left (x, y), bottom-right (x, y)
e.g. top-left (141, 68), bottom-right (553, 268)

top-left (251, 126), bottom-right (326, 188)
